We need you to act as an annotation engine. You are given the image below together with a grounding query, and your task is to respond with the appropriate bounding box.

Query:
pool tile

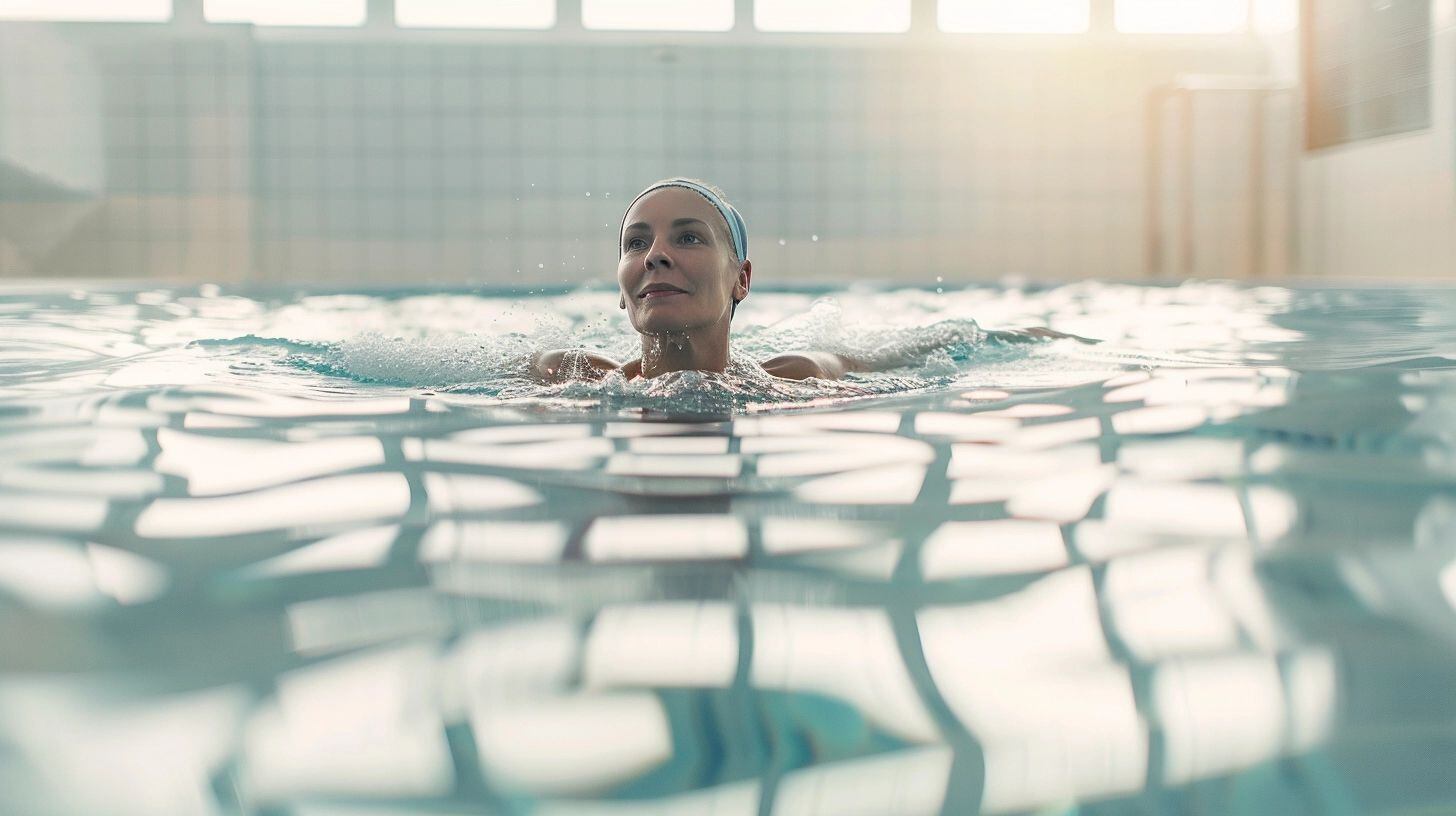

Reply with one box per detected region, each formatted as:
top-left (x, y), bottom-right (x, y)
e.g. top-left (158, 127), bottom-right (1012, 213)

top-left (1111, 405), bottom-right (1209, 435)
top-left (243, 525), bottom-right (399, 577)
top-left (0, 466), bottom-right (162, 499)
top-left (1104, 480), bottom-right (1247, 538)
top-left (751, 604), bottom-right (940, 744)
top-left (793, 464), bottom-right (927, 505)
top-left (241, 646), bottom-right (452, 803)
top-left (0, 537), bottom-right (110, 609)
top-left (470, 693), bottom-right (672, 796)
top-left (756, 437), bottom-right (933, 478)
top-left (920, 520), bottom-right (1067, 579)
top-left (1151, 655), bottom-right (1289, 785)
top-left (912, 412), bottom-right (1020, 441)
top-left (1005, 464), bottom-right (1117, 523)
top-left (734, 410), bottom-right (902, 436)
top-left (420, 521), bottom-right (568, 564)
top-left (583, 602), bottom-right (738, 689)
top-left (450, 423), bottom-right (593, 444)
top-left (535, 781), bottom-right (761, 816)
top-left (760, 518), bottom-right (894, 554)
top-left (773, 747), bottom-right (953, 816)
top-left (584, 515), bottom-right (748, 561)
top-left (624, 436), bottom-right (730, 454)
top-left (948, 443), bottom-right (1100, 480)
top-left (423, 474), bottom-right (542, 513)
top-left (156, 429), bottom-right (385, 496)
top-left (605, 453), bottom-right (743, 478)
top-left (413, 437), bottom-right (614, 470)
top-left (1006, 417), bottom-right (1102, 449)
top-left (0, 493), bottom-right (108, 534)
top-left (136, 473), bottom-right (410, 538)
top-left (1117, 438), bottom-right (1246, 480)
top-left (977, 403), bottom-right (1076, 419)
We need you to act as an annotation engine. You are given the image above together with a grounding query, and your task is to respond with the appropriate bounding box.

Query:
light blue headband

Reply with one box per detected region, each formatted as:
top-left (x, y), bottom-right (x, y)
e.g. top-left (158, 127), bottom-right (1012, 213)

top-left (620, 178), bottom-right (748, 261)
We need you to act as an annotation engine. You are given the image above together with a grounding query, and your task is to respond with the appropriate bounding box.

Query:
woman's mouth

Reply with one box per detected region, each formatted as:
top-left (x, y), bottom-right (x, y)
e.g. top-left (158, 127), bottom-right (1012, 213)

top-left (640, 288), bottom-right (686, 301)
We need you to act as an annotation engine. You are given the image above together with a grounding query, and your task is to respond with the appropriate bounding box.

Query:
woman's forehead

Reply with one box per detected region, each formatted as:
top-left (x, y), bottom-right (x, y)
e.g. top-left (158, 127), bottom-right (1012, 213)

top-left (623, 187), bottom-right (724, 231)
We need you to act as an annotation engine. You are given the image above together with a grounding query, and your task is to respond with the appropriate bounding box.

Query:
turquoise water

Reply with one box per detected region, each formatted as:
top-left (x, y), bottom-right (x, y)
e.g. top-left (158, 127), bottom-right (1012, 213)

top-left (3, 280), bottom-right (1456, 815)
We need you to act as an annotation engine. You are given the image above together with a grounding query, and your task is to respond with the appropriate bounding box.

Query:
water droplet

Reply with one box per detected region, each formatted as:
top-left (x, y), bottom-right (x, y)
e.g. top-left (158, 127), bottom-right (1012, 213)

top-left (538, 263), bottom-right (544, 269)
top-left (778, 239), bottom-right (787, 246)
top-left (936, 276), bottom-right (943, 283)
top-left (604, 192), bottom-right (611, 198)
top-left (585, 192), bottom-right (592, 197)
top-left (936, 287), bottom-right (944, 294)
top-left (811, 234), bottom-right (819, 242)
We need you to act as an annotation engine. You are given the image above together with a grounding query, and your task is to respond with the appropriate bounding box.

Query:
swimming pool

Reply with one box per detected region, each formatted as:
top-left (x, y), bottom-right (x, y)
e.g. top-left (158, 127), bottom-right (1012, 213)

top-left (2, 279), bottom-right (1455, 815)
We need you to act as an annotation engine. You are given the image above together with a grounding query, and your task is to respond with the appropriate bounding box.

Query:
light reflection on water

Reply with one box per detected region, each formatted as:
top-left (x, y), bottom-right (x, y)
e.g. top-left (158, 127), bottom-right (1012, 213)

top-left (3, 281), bottom-right (1456, 814)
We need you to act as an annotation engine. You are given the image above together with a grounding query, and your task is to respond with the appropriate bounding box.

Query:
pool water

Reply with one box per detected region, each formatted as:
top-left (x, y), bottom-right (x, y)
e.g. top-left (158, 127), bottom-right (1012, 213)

top-left (3, 280), bottom-right (1456, 815)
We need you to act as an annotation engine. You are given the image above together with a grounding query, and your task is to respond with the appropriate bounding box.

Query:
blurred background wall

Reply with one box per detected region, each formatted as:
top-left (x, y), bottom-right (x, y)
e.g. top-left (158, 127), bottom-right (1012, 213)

top-left (0, 0), bottom-right (1450, 286)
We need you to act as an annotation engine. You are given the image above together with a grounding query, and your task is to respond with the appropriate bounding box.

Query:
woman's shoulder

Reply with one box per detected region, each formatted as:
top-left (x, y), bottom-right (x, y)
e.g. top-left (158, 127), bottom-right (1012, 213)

top-left (759, 351), bottom-right (866, 381)
top-left (531, 348), bottom-right (623, 382)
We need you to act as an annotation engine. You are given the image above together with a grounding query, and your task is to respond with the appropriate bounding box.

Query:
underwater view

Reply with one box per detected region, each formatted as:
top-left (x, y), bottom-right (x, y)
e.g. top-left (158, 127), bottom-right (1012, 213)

top-left (3, 279), bottom-right (1456, 815)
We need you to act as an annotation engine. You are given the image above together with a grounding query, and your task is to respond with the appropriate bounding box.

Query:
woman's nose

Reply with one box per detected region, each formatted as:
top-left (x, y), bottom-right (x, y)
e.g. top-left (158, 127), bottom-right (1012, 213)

top-left (645, 245), bottom-right (672, 269)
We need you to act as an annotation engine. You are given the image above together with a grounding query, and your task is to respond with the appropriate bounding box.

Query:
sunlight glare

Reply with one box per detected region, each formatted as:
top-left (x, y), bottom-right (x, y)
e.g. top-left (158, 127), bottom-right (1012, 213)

top-left (204, 0), bottom-right (365, 26)
top-left (1115, 0), bottom-right (1248, 33)
top-left (582, 0), bottom-right (733, 31)
top-left (396, 0), bottom-right (554, 29)
top-left (756, 0), bottom-right (910, 33)
top-left (0, 0), bottom-right (169, 21)
top-left (939, 0), bottom-right (1090, 33)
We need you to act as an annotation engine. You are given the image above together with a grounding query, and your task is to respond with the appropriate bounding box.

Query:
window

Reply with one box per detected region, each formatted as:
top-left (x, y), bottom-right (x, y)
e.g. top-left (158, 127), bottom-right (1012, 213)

top-left (581, 0), bottom-right (733, 31)
top-left (755, 0), bottom-right (910, 33)
top-left (396, 0), bottom-right (554, 29)
top-left (1114, 0), bottom-right (1248, 34)
top-left (204, 0), bottom-right (366, 27)
top-left (938, 0), bottom-right (1090, 33)
top-left (0, 0), bottom-right (170, 21)
top-left (1253, 0), bottom-right (1297, 34)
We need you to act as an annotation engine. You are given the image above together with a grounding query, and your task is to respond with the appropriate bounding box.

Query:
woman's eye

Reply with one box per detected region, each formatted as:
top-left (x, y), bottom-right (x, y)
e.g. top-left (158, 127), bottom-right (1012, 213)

top-left (625, 238), bottom-right (645, 250)
top-left (680, 233), bottom-right (702, 244)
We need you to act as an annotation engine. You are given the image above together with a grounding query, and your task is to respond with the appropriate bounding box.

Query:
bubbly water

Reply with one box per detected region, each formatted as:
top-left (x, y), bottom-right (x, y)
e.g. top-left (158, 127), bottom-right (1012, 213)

top-left (3, 279), bottom-right (1456, 815)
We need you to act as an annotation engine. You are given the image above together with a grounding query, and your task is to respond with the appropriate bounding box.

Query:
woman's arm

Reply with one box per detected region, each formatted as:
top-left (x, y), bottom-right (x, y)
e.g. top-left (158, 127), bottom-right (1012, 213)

top-left (530, 349), bottom-right (622, 382)
top-left (762, 327), bottom-right (1097, 381)
top-left (761, 351), bottom-right (868, 381)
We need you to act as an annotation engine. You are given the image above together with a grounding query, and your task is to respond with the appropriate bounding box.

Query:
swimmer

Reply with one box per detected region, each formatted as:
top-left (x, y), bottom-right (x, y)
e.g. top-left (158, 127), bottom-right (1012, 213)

top-left (532, 177), bottom-right (1084, 383)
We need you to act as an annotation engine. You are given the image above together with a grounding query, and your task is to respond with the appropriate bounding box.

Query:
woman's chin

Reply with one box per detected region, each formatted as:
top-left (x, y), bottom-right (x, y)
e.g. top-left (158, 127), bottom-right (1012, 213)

top-left (634, 312), bottom-right (695, 335)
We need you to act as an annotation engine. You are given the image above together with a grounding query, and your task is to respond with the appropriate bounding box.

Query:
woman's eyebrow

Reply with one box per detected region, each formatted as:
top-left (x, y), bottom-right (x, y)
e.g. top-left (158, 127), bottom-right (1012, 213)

top-left (623, 218), bottom-right (711, 232)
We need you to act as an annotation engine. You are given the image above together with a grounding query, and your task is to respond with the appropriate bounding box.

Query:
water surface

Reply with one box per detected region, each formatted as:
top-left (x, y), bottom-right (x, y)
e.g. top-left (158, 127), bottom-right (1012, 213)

top-left (2, 280), bottom-right (1456, 815)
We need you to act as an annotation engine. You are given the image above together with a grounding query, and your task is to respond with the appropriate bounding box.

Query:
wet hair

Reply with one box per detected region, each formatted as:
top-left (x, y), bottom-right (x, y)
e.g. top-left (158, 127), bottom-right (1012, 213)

top-left (621, 177), bottom-right (746, 318)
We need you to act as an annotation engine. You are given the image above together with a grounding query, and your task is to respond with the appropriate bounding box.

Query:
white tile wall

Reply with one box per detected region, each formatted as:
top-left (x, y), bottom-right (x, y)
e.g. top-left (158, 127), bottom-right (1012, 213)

top-left (0, 22), bottom-right (1271, 285)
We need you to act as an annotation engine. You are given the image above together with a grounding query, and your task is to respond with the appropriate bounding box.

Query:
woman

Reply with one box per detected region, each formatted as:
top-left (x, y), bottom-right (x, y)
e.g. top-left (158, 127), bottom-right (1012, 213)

top-left (532, 178), bottom-right (1075, 383)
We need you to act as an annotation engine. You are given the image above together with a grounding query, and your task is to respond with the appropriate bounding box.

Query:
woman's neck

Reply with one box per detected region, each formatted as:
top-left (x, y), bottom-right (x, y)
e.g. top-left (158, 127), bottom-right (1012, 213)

top-left (636, 326), bottom-right (730, 379)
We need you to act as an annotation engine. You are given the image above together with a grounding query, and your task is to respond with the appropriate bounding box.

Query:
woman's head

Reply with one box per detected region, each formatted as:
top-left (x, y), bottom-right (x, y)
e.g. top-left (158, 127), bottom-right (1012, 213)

top-left (617, 178), bottom-right (750, 337)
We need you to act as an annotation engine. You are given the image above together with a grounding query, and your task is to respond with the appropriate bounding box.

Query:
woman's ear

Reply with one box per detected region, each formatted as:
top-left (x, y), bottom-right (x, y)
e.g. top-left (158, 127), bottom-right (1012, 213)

top-left (734, 259), bottom-right (752, 302)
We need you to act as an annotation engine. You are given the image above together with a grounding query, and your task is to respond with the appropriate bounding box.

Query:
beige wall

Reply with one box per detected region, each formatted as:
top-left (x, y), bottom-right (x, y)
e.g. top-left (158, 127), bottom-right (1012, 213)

top-left (1285, 2), bottom-right (1456, 280)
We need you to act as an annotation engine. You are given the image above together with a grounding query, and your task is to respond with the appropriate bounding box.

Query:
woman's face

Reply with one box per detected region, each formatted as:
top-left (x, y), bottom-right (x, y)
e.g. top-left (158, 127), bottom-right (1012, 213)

top-left (618, 187), bottom-right (749, 336)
